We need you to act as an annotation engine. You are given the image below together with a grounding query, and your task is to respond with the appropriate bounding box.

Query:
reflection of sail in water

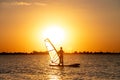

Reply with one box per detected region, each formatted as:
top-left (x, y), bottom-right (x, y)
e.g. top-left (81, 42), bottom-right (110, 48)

top-left (44, 38), bottom-right (60, 65)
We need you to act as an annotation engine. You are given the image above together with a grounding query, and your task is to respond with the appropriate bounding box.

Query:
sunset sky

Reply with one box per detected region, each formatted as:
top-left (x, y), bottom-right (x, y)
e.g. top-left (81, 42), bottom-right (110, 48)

top-left (0, 0), bottom-right (120, 52)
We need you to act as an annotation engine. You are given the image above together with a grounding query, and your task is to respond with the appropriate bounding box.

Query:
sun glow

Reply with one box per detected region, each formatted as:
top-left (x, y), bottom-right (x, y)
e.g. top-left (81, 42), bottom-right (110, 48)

top-left (42, 25), bottom-right (65, 45)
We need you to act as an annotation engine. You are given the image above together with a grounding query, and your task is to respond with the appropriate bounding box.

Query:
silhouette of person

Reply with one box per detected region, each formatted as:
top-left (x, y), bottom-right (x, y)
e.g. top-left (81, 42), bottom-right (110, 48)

top-left (58, 47), bottom-right (64, 66)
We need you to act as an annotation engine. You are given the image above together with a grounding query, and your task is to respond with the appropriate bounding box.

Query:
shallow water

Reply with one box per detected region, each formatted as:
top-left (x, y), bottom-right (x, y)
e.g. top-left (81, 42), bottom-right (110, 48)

top-left (0, 54), bottom-right (120, 80)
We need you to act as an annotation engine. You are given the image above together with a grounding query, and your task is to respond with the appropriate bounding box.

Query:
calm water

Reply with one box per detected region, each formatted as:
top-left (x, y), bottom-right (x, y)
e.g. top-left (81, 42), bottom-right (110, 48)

top-left (0, 54), bottom-right (120, 80)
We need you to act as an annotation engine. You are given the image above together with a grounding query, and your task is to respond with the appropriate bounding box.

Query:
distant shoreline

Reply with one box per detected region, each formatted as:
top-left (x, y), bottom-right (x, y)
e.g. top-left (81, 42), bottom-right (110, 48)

top-left (0, 51), bottom-right (120, 55)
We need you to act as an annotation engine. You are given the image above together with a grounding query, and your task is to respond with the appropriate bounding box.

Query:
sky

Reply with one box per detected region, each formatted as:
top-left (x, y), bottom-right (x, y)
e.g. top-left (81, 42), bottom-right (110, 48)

top-left (0, 0), bottom-right (120, 52)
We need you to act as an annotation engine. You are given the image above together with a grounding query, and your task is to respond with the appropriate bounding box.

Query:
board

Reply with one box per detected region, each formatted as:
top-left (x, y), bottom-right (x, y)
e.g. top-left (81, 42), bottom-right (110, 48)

top-left (50, 63), bottom-right (80, 67)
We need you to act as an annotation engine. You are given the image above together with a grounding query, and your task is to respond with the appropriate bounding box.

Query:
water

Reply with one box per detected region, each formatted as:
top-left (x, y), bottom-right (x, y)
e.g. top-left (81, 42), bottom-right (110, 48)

top-left (0, 54), bottom-right (120, 80)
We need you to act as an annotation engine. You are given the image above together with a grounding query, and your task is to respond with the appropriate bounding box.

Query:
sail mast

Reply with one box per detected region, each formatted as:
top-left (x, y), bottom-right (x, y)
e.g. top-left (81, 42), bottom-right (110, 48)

top-left (44, 38), bottom-right (58, 53)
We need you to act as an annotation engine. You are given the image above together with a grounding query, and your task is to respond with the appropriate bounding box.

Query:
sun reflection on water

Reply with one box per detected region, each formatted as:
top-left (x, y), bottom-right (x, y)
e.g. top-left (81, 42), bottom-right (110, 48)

top-left (48, 75), bottom-right (61, 80)
top-left (47, 67), bottom-right (64, 80)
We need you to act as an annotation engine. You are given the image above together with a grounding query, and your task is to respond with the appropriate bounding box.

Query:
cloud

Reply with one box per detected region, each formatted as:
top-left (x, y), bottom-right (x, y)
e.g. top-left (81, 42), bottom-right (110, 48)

top-left (0, 2), bottom-right (31, 6)
top-left (15, 2), bottom-right (31, 6)
top-left (0, 1), bottom-right (47, 7)
top-left (34, 2), bottom-right (47, 6)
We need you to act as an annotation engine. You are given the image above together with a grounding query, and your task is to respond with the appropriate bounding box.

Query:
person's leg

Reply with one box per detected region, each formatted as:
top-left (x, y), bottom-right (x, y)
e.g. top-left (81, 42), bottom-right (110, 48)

top-left (61, 56), bottom-right (63, 66)
top-left (59, 56), bottom-right (62, 65)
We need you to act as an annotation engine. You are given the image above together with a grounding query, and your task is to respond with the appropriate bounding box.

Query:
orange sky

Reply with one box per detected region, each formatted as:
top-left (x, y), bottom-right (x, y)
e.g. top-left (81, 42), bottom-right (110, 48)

top-left (0, 0), bottom-right (120, 52)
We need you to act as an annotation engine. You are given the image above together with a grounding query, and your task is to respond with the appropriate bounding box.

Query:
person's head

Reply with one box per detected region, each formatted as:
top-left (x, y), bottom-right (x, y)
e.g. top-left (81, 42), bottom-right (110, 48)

top-left (60, 47), bottom-right (62, 50)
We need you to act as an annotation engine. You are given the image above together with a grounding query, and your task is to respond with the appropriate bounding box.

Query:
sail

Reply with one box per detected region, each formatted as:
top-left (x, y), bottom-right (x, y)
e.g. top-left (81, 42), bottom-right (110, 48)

top-left (44, 38), bottom-right (60, 65)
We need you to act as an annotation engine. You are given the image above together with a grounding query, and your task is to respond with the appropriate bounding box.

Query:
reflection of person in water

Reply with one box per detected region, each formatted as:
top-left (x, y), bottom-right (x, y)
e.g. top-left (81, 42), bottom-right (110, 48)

top-left (58, 47), bottom-right (64, 66)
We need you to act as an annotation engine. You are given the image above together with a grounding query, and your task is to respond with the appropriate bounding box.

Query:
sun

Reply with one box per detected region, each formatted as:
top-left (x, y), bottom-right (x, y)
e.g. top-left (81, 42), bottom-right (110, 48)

top-left (42, 25), bottom-right (65, 45)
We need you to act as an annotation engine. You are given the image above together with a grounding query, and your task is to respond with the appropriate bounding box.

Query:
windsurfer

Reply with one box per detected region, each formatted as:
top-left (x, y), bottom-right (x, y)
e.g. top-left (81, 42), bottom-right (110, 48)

top-left (58, 47), bottom-right (64, 66)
